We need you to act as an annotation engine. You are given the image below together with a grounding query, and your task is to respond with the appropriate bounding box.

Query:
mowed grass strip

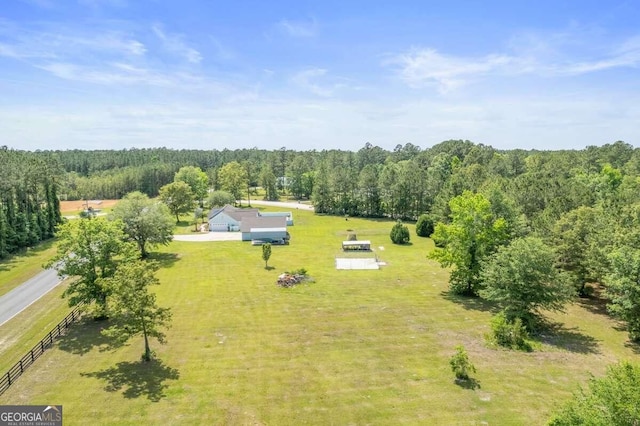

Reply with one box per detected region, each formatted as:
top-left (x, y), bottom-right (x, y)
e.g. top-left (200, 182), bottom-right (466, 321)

top-left (0, 239), bottom-right (57, 297)
top-left (0, 208), bottom-right (638, 424)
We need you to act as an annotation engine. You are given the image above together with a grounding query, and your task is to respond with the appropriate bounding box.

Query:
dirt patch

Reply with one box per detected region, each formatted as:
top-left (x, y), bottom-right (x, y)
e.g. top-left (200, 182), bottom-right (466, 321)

top-left (60, 199), bottom-right (120, 213)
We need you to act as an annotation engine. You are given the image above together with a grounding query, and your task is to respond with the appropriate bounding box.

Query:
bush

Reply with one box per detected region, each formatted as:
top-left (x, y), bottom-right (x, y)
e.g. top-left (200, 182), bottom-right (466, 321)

top-left (390, 220), bottom-right (410, 245)
top-left (488, 312), bottom-right (532, 351)
top-left (549, 362), bottom-right (640, 425)
top-left (449, 345), bottom-right (476, 380)
top-left (416, 214), bottom-right (435, 237)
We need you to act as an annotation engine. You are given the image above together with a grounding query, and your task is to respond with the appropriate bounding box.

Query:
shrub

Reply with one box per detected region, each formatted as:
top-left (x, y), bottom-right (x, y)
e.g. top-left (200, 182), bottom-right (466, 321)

top-left (416, 214), bottom-right (435, 237)
top-left (549, 362), bottom-right (640, 425)
top-left (488, 312), bottom-right (532, 351)
top-left (449, 345), bottom-right (476, 380)
top-left (390, 220), bottom-right (410, 245)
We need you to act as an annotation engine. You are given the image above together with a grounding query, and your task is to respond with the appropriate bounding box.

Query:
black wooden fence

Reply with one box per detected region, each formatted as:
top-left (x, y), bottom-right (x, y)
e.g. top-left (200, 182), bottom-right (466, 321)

top-left (0, 306), bottom-right (83, 396)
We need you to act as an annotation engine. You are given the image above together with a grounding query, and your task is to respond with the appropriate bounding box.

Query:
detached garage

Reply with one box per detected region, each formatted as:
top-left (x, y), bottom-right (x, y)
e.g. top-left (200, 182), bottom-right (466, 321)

top-left (240, 216), bottom-right (289, 242)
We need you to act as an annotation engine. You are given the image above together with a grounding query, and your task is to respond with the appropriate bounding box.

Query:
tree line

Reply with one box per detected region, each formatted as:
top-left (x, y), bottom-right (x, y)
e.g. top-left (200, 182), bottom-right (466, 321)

top-left (0, 147), bottom-right (63, 259)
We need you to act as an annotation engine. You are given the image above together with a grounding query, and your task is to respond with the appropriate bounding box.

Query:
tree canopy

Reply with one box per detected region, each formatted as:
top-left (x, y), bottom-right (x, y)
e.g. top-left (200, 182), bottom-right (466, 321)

top-left (110, 191), bottom-right (174, 258)
top-left (429, 191), bottom-right (508, 296)
top-left (100, 260), bottom-right (172, 361)
top-left (45, 218), bottom-right (137, 318)
top-left (480, 236), bottom-right (574, 329)
top-left (158, 181), bottom-right (195, 223)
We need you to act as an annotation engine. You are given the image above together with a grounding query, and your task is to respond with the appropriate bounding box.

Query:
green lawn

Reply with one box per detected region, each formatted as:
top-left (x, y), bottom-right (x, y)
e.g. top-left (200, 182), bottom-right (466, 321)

top-left (0, 208), bottom-right (638, 424)
top-left (0, 239), bottom-right (57, 297)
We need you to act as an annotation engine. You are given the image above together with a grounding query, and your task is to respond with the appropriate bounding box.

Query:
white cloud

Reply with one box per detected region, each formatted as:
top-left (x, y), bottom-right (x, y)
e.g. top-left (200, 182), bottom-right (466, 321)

top-left (152, 23), bottom-right (202, 64)
top-left (277, 18), bottom-right (317, 38)
top-left (292, 68), bottom-right (332, 97)
top-left (392, 48), bottom-right (515, 92)
top-left (392, 33), bottom-right (640, 92)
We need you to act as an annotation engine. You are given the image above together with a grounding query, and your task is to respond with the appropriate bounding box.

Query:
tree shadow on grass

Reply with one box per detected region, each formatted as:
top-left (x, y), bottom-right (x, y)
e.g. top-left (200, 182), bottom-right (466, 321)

top-left (577, 285), bottom-right (610, 317)
top-left (454, 377), bottom-right (481, 390)
top-left (146, 252), bottom-right (180, 269)
top-left (624, 340), bottom-right (640, 354)
top-left (536, 322), bottom-right (600, 354)
top-left (265, 265), bottom-right (275, 271)
top-left (57, 318), bottom-right (126, 355)
top-left (439, 291), bottom-right (501, 314)
top-left (81, 359), bottom-right (180, 402)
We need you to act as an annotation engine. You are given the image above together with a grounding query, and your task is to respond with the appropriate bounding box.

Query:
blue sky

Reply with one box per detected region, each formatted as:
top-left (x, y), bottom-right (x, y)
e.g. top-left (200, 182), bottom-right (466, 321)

top-left (1, 0), bottom-right (639, 151)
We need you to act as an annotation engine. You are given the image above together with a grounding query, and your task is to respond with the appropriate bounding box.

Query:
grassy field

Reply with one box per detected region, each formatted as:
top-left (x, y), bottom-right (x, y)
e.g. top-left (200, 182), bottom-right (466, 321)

top-left (0, 208), bottom-right (638, 424)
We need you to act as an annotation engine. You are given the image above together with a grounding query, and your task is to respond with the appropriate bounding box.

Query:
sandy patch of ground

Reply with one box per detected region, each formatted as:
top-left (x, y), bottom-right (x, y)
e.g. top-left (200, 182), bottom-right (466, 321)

top-left (60, 199), bottom-right (119, 213)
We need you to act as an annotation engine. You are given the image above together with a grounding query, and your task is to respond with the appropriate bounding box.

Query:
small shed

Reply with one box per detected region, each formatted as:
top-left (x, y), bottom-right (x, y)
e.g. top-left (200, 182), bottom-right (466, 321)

top-left (342, 240), bottom-right (371, 251)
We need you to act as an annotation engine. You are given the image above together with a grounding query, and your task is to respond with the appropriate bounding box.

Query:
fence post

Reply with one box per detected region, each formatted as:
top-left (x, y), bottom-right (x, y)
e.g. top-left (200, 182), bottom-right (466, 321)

top-left (31, 350), bottom-right (34, 363)
top-left (19, 360), bottom-right (23, 373)
top-left (6, 372), bottom-right (10, 386)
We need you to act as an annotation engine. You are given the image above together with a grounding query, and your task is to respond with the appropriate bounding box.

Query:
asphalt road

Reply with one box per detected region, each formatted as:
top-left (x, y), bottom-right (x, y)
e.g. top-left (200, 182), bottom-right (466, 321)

top-left (0, 268), bottom-right (62, 326)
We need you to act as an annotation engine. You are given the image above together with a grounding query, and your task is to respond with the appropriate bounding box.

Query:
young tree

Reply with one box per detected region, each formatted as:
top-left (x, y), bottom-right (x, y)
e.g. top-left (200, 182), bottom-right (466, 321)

top-left (449, 345), bottom-right (476, 381)
top-left (45, 218), bottom-right (137, 318)
top-left (158, 181), bottom-right (194, 223)
top-left (100, 260), bottom-right (172, 362)
top-left (262, 243), bottom-right (272, 268)
top-left (480, 237), bottom-right (574, 329)
top-left (218, 161), bottom-right (248, 204)
top-left (605, 248), bottom-right (640, 342)
top-left (110, 191), bottom-right (174, 258)
top-left (429, 191), bottom-right (508, 296)
top-left (174, 166), bottom-right (209, 206)
top-left (549, 362), bottom-right (640, 425)
top-left (390, 220), bottom-right (410, 244)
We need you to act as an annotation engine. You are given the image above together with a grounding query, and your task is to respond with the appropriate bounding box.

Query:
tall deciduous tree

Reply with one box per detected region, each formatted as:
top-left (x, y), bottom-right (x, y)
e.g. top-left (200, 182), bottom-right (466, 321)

top-left (207, 190), bottom-right (235, 207)
top-left (605, 248), bottom-right (640, 342)
top-left (480, 236), bottom-right (573, 329)
top-left (551, 206), bottom-right (602, 296)
top-left (100, 260), bottom-right (172, 361)
top-left (218, 161), bottom-right (248, 203)
top-left (158, 181), bottom-right (194, 223)
top-left (259, 164), bottom-right (279, 201)
top-left (46, 218), bottom-right (137, 318)
top-left (110, 191), bottom-right (174, 258)
top-left (174, 166), bottom-right (209, 206)
top-left (429, 191), bottom-right (508, 296)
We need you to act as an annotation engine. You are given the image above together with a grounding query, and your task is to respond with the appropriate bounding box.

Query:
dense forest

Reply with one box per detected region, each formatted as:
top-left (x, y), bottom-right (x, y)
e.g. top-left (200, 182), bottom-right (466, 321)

top-left (0, 147), bottom-right (63, 258)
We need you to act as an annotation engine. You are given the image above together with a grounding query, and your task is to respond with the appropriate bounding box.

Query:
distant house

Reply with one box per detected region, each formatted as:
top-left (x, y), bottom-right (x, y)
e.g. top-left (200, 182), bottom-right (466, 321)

top-left (207, 204), bottom-right (292, 243)
top-left (241, 216), bottom-right (289, 243)
top-left (208, 205), bottom-right (259, 232)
